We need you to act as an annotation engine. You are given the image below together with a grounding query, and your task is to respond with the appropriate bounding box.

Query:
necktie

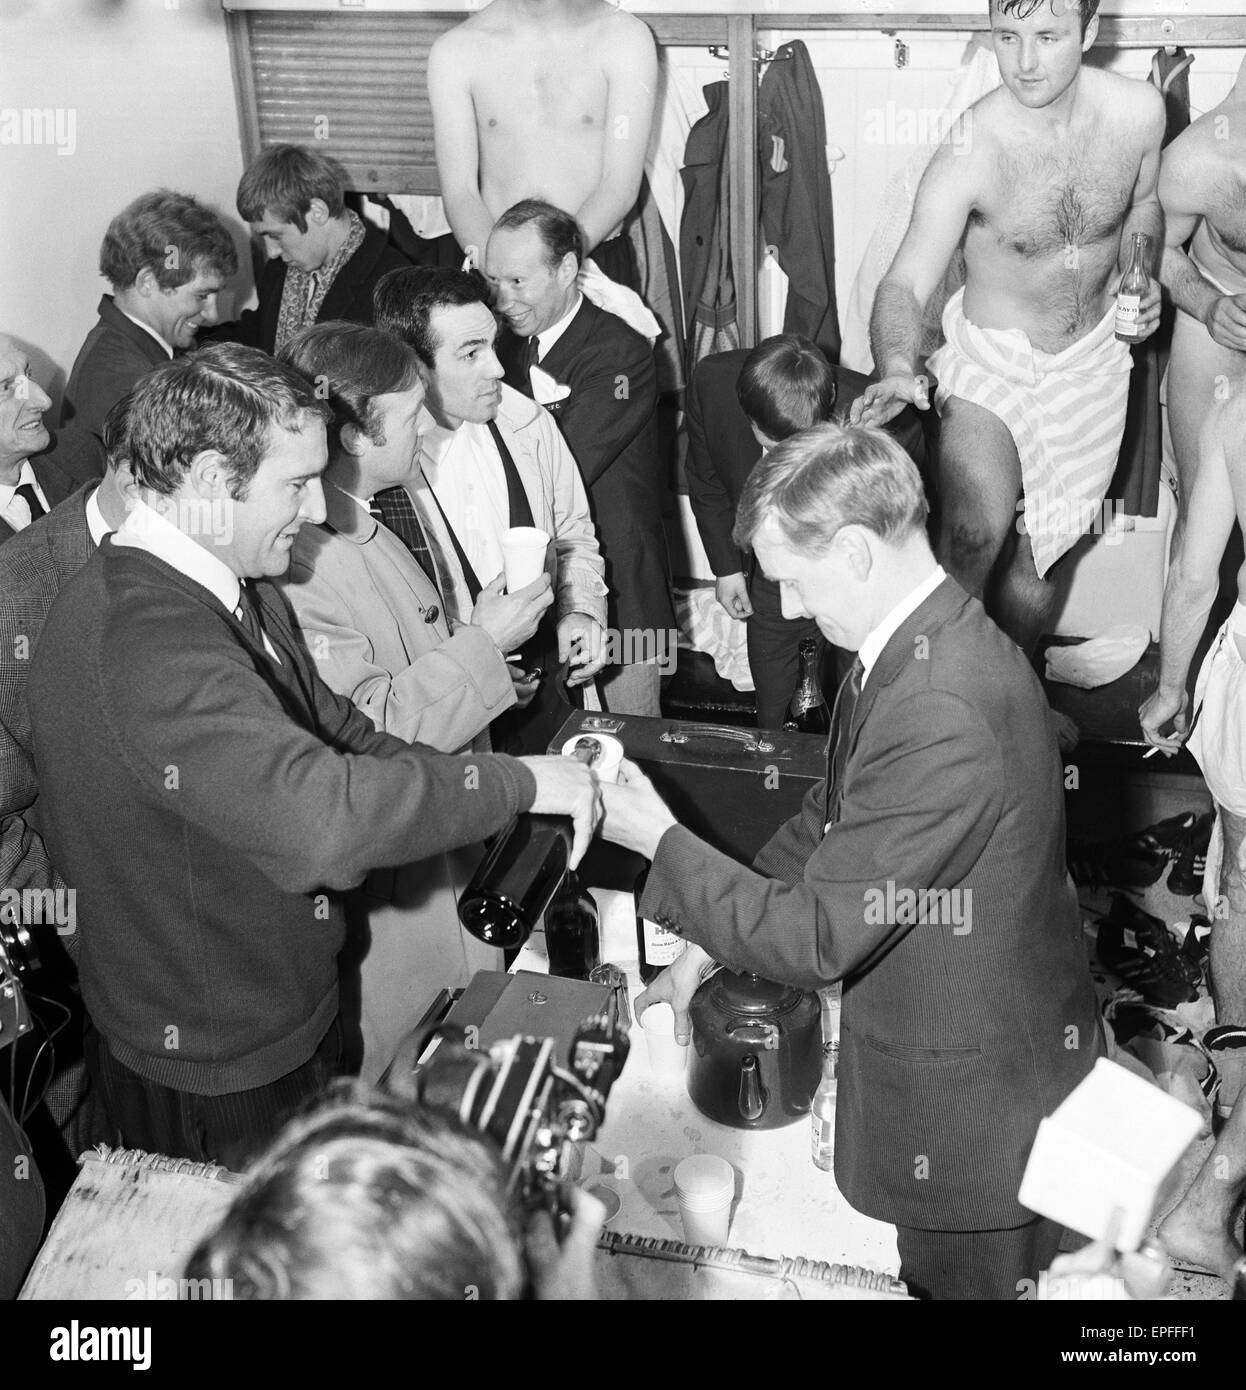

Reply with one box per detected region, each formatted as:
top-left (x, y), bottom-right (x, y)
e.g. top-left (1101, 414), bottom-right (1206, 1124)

top-left (372, 487), bottom-right (446, 614)
top-left (824, 656), bottom-right (864, 830)
top-left (523, 336), bottom-right (540, 388)
top-left (235, 581), bottom-right (267, 648)
top-left (15, 483), bottom-right (46, 520)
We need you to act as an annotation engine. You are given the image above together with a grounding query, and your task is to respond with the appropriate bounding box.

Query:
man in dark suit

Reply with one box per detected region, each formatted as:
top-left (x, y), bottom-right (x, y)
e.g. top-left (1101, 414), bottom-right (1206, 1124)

top-left (28, 344), bottom-right (599, 1170)
top-left (487, 199), bottom-right (673, 715)
top-left (686, 336), bottom-right (927, 729)
top-left (59, 191), bottom-right (238, 480)
top-left (0, 402), bottom-right (132, 1186)
top-left (601, 422), bottom-right (1100, 1300)
top-left (0, 337), bottom-right (78, 546)
top-left (218, 145), bottom-right (410, 356)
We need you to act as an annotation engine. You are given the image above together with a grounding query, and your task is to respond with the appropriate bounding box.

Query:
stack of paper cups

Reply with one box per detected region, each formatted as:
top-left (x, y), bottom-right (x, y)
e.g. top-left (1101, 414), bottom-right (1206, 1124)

top-left (673, 1154), bottom-right (735, 1248)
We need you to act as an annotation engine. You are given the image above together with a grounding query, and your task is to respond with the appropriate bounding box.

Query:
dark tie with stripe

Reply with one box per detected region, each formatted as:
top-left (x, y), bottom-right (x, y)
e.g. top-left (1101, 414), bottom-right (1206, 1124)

top-left (15, 483), bottom-right (46, 520)
top-left (524, 336), bottom-right (540, 384)
top-left (824, 656), bottom-right (864, 830)
top-left (372, 487), bottom-right (445, 604)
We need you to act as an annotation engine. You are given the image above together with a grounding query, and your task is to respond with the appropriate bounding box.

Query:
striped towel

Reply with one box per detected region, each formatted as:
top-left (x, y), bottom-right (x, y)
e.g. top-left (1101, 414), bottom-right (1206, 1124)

top-left (927, 288), bottom-right (1133, 578)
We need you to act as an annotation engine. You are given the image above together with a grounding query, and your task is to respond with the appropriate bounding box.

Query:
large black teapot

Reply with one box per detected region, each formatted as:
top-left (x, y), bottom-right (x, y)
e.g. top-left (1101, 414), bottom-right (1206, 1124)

top-left (687, 970), bottom-right (822, 1130)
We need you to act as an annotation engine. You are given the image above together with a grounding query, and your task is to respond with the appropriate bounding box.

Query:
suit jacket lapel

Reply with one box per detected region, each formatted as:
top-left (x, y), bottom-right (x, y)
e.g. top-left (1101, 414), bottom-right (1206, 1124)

top-left (320, 229), bottom-right (379, 322)
top-left (847, 578), bottom-right (969, 753)
top-left (535, 300), bottom-right (596, 379)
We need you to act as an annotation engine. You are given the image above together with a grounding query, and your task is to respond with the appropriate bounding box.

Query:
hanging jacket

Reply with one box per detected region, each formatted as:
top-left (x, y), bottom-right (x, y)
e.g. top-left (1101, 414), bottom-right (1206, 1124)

top-left (757, 40), bottom-right (841, 361)
top-left (680, 81), bottom-right (739, 375)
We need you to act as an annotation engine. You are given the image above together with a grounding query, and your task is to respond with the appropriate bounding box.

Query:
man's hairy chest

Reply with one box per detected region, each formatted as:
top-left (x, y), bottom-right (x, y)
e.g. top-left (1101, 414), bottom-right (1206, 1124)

top-left (972, 142), bottom-right (1137, 259)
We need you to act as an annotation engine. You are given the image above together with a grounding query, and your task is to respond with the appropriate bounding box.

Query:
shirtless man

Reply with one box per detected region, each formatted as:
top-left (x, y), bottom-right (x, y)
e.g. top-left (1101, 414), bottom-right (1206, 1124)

top-left (428, 0), bottom-right (657, 277)
top-left (1141, 393), bottom-right (1246, 1160)
top-left (1160, 57), bottom-right (1246, 559)
top-left (853, 1), bottom-right (1164, 657)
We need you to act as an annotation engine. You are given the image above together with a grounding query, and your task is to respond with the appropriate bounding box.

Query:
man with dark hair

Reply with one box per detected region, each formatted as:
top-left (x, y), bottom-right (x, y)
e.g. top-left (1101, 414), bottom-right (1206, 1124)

top-left (184, 1081), bottom-right (603, 1299)
top-left (59, 190), bottom-right (238, 479)
top-left (486, 199), bottom-right (673, 716)
top-left (0, 337), bottom-right (79, 544)
top-left (686, 334), bottom-right (925, 729)
top-left (374, 266), bottom-right (608, 751)
top-left (855, 0), bottom-right (1165, 659)
top-left (428, 0), bottom-right (656, 284)
top-left (278, 321), bottom-right (550, 1081)
top-left (221, 145), bottom-right (411, 354)
top-left (28, 342), bottom-right (600, 1168)
top-left (602, 422), bottom-right (1101, 1300)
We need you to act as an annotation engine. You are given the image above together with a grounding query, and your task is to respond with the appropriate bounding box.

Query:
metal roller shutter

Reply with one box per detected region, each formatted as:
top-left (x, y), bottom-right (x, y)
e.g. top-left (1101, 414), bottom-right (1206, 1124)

top-left (230, 10), bottom-right (456, 195)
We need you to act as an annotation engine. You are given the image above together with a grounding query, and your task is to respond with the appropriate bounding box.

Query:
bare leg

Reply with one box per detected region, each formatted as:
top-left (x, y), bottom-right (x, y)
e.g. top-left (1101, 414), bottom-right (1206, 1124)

top-left (993, 524), bottom-right (1062, 658)
top-left (1212, 805), bottom-right (1246, 1081)
top-left (1157, 1092), bottom-right (1246, 1281)
top-left (934, 396), bottom-right (1024, 602)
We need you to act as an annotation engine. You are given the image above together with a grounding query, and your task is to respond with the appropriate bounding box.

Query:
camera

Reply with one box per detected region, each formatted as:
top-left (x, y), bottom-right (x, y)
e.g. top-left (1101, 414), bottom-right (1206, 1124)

top-left (0, 916), bottom-right (37, 1054)
top-left (387, 1005), bottom-right (630, 1226)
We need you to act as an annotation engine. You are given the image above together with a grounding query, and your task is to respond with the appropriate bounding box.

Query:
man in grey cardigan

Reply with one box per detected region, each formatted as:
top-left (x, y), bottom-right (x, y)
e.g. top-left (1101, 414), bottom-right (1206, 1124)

top-left (29, 343), bottom-right (599, 1169)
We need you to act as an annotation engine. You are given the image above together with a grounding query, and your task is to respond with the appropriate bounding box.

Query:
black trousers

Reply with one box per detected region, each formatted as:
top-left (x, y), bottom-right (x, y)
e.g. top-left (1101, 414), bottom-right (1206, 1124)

top-left (747, 571), bottom-right (821, 730)
top-left (85, 1018), bottom-right (342, 1172)
top-left (896, 1215), bottom-right (1064, 1300)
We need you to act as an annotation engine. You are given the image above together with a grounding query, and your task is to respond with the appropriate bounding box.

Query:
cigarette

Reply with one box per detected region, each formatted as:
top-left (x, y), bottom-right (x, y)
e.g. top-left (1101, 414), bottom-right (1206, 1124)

top-left (1142, 746), bottom-right (1162, 759)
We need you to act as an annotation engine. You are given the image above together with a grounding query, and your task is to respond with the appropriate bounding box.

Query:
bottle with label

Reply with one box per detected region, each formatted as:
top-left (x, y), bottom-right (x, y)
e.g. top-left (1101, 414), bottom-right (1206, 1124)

top-left (544, 870), bottom-right (601, 981)
top-left (458, 740), bottom-right (601, 949)
top-left (1114, 232), bottom-right (1150, 341)
top-left (810, 1040), bottom-right (838, 1171)
top-left (784, 637), bottom-right (830, 735)
top-left (634, 863), bottom-right (683, 984)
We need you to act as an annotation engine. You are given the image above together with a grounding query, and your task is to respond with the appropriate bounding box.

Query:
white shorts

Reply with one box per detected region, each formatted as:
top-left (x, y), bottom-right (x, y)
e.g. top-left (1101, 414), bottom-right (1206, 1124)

top-left (1186, 601), bottom-right (1246, 906)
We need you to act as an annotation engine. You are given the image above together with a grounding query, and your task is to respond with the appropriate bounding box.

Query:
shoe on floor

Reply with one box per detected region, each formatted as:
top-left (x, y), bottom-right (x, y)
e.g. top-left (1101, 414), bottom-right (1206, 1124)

top-left (1168, 812), bottom-right (1215, 897)
top-left (1094, 894), bottom-right (1202, 1009)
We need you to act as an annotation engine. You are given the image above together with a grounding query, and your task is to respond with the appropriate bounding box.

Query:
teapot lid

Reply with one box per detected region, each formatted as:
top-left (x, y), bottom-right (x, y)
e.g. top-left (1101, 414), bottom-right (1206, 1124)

top-left (710, 970), bottom-right (805, 1016)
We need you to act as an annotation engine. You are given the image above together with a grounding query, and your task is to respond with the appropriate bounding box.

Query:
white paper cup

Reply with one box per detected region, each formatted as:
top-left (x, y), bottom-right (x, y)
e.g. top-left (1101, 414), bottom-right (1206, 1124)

top-left (641, 1002), bottom-right (688, 1075)
top-left (561, 733), bottom-right (624, 784)
top-left (674, 1155), bottom-right (735, 1247)
top-left (501, 526), bottom-right (550, 591)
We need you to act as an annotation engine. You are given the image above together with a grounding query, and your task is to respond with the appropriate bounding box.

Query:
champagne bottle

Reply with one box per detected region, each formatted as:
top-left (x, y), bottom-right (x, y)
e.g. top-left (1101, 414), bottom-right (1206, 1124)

top-left (810, 1040), bottom-right (838, 1171)
top-left (544, 870), bottom-right (601, 981)
top-left (634, 863), bottom-right (682, 984)
top-left (1115, 232), bottom-right (1150, 341)
top-left (784, 637), bottom-right (830, 735)
top-left (458, 739), bottom-right (600, 949)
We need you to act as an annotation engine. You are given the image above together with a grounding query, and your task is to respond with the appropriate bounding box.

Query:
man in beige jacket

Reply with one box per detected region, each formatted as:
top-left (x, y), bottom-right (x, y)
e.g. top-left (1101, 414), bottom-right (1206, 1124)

top-left (279, 321), bottom-right (552, 1081)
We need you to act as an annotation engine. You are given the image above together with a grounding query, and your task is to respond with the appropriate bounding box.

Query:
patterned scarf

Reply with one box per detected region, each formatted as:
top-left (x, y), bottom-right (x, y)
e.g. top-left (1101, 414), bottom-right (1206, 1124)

top-left (273, 210), bottom-right (367, 351)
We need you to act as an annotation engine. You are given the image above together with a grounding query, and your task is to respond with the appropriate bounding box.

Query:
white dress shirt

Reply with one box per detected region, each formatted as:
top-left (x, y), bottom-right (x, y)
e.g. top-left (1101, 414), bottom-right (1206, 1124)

top-left (113, 499), bottom-right (281, 663)
top-left (417, 423), bottom-right (511, 623)
top-left (84, 487), bottom-right (111, 546)
top-left (857, 565), bottom-right (947, 685)
top-left (535, 292), bottom-right (583, 362)
top-left (0, 461), bottom-right (52, 532)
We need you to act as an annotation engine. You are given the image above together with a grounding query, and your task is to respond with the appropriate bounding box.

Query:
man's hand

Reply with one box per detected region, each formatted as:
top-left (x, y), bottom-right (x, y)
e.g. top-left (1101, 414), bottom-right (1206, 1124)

top-left (525, 1187), bottom-right (605, 1300)
top-left (598, 757), bottom-right (678, 859)
top-left (507, 658), bottom-right (542, 709)
top-left (558, 613), bottom-right (608, 686)
top-left (849, 373), bottom-right (930, 428)
top-left (471, 572), bottom-right (553, 653)
top-left (1129, 279), bottom-right (1164, 343)
top-left (1044, 1207), bottom-right (1171, 1300)
top-left (636, 942), bottom-right (715, 1045)
top-left (1139, 686), bottom-right (1190, 756)
top-left (519, 754), bottom-right (603, 869)
top-left (1204, 293), bottom-right (1246, 352)
top-left (715, 572), bottom-right (753, 621)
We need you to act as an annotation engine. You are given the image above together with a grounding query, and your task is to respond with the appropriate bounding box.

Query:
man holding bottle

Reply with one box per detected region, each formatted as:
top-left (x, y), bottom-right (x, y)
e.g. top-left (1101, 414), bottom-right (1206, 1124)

top-left (600, 424), bottom-right (1101, 1300)
top-left (852, 0), bottom-right (1164, 657)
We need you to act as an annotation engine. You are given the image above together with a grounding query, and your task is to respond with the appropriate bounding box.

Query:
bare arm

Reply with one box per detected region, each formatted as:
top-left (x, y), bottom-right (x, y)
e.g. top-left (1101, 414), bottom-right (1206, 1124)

top-left (853, 134), bottom-right (975, 425)
top-left (575, 19), bottom-right (658, 251)
top-left (1115, 88), bottom-right (1166, 340)
top-left (1159, 128), bottom-right (1246, 349)
top-left (429, 31), bottom-right (494, 266)
top-left (1141, 404), bottom-right (1239, 749)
